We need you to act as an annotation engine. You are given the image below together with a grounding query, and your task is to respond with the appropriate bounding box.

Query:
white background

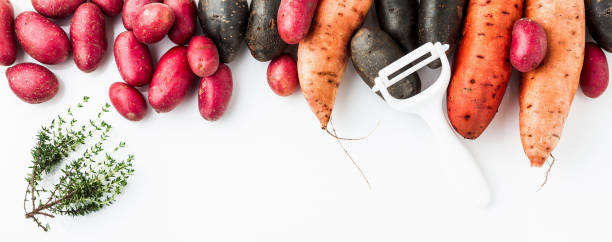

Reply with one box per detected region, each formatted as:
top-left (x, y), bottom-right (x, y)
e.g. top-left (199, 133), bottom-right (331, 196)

top-left (2, 1), bottom-right (612, 241)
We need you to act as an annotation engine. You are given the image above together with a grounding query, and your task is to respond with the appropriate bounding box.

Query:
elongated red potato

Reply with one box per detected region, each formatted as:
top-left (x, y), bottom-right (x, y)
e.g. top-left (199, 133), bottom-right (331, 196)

top-left (15, 11), bottom-right (70, 65)
top-left (6, 63), bottom-right (59, 104)
top-left (109, 82), bottom-right (148, 121)
top-left (164, 0), bottom-right (196, 45)
top-left (198, 63), bottom-right (233, 121)
top-left (447, 0), bottom-right (523, 139)
top-left (123, 0), bottom-right (161, 30)
top-left (31, 0), bottom-right (85, 18)
top-left (580, 42), bottom-right (609, 98)
top-left (71, 3), bottom-right (107, 73)
top-left (0, 0), bottom-right (16, 66)
top-left (148, 46), bottom-right (195, 113)
top-left (277, 0), bottom-right (318, 44)
top-left (520, 0), bottom-right (585, 167)
top-left (91, 0), bottom-right (124, 16)
top-left (114, 31), bottom-right (154, 87)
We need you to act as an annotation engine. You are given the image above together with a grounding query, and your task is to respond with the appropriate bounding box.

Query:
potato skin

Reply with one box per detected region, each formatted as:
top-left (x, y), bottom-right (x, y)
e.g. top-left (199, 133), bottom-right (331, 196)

top-left (6, 63), bottom-right (59, 104)
top-left (31, 0), bottom-right (86, 18)
top-left (109, 82), bottom-right (148, 121)
top-left (267, 54), bottom-right (299, 96)
top-left (418, 0), bottom-right (466, 68)
top-left (15, 11), bottom-right (70, 65)
top-left (197, 0), bottom-right (249, 63)
top-left (198, 63), bottom-right (233, 121)
top-left (586, 0), bottom-right (612, 52)
top-left (134, 3), bottom-right (175, 44)
top-left (71, 3), bottom-right (107, 73)
top-left (510, 18), bottom-right (547, 73)
top-left (187, 35), bottom-right (219, 77)
top-left (123, 0), bottom-right (161, 31)
top-left (91, 0), bottom-right (124, 16)
top-left (351, 27), bottom-right (421, 99)
top-left (375, 0), bottom-right (419, 52)
top-left (148, 46), bottom-right (195, 113)
top-left (0, 0), bottom-right (16, 66)
top-left (277, 0), bottom-right (318, 45)
top-left (164, 0), bottom-right (196, 45)
top-left (245, 0), bottom-right (287, 62)
top-left (114, 31), bottom-right (154, 87)
top-left (580, 42), bottom-right (609, 98)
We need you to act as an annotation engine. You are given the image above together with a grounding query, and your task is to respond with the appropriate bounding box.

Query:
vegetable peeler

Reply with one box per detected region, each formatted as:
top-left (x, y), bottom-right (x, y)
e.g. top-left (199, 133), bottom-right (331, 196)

top-left (372, 42), bottom-right (490, 207)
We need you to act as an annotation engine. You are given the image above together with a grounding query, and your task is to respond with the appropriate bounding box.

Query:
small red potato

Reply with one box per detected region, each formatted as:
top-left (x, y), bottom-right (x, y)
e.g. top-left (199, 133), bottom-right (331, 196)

top-left (71, 3), bottom-right (107, 73)
top-left (114, 31), bottom-right (154, 87)
top-left (267, 54), bottom-right (299, 96)
top-left (0, 0), bottom-right (17, 66)
top-left (123, 0), bottom-right (161, 30)
top-left (31, 0), bottom-right (86, 18)
top-left (15, 11), bottom-right (70, 65)
top-left (510, 18), bottom-right (548, 72)
top-left (198, 63), bottom-right (233, 121)
top-left (164, 0), bottom-right (196, 45)
top-left (6, 63), bottom-right (59, 104)
top-left (148, 46), bottom-right (195, 113)
top-left (109, 82), bottom-right (148, 121)
top-left (187, 36), bottom-right (219, 77)
top-left (277, 0), bottom-right (318, 44)
top-left (133, 3), bottom-right (175, 44)
top-left (580, 42), bottom-right (609, 98)
top-left (91, 0), bottom-right (124, 16)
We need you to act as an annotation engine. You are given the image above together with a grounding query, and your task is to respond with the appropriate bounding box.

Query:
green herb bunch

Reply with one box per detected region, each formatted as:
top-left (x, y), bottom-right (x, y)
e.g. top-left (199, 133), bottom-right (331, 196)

top-left (24, 97), bottom-right (135, 231)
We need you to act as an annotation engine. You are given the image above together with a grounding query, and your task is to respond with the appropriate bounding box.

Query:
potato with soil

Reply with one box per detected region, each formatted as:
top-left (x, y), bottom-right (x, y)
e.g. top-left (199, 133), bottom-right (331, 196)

top-left (580, 42), bottom-right (609, 98)
top-left (277, 0), bottom-right (318, 45)
top-left (197, 0), bottom-right (249, 63)
top-left (510, 18), bottom-right (547, 73)
top-left (187, 35), bottom-right (219, 77)
top-left (164, 0), bottom-right (196, 45)
top-left (245, 0), bottom-right (287, 62)
top-left (148, 46), bottom-right (195, 113)
top-left (109, 82), bottom-right (148, 121)
top-left (586, 0), bottom-right (612, 52)
top-left (123, 0), bottom-right (161, 30)
top-left (267, 54), bottom-right (299, 96)
top-left (15, 11), bottom-right (70, 65)
top-left (133, 3), bottom-right (175, 44)
top-left (198, 63), bottom-right (233, 121)
top-left (114, 31), bottom-right (154, 87)
top-left (0, 0), bottom-right (17, 66)
top-left (71, 3), bottom-right (107, 73)
top-left (418, 0), bottom-right (466, 68)
top-left (6, 63), bottom-right (59, 104)
top-left (31, 0), bottom-right (86, 18)
top-left (351, 27), bottom-right (421, 99)
top-left (91, 0), bottom-right (124, 16)
top-left (375, 0), bottom-right (419, 52)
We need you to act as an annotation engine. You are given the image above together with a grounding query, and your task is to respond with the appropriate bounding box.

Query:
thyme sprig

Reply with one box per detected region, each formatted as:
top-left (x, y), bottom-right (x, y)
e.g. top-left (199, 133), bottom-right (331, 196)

top-left (24, 97), bottom-right (135, 231)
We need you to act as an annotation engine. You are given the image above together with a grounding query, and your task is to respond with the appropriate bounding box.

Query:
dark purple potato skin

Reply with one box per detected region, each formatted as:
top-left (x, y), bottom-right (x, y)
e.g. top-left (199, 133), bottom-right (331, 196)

top-left (197, 0), bottom-right (249, 63)
top-left (580, 42), bottom-right (609, 98)
top-left (375, 0), bottom-right (419, 52)
top-left (586, 0), bottom-right (612, 52)
top-left (510, 18), bottom-right (548, 73)
top-left (418, 0), bottom-right (467, 68)
top-left (245, 0), bottom-right (287, 62)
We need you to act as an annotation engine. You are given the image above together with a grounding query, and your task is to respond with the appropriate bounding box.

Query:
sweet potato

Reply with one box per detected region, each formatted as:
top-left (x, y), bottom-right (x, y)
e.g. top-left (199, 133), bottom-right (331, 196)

top-left (123, 0), bottom-right (161, 31)
top-left (375, 0), bottom-right (418, 52)
top-left (277, 0), bottom-right (318, 45)
top-left (510, 18), bottom-right (548, 73)
top-left (164, 0), bottom-right (196, 45)
top-left (0, 0), bottom-right (16, 66)
top-left (91, 0), bottom-right (123, 16)
top-left (15, 11), bottom-right (70, 65)
top-left (198, 63), bottom-right (233, 121)
top-left (114, 31), bottom-right (154, 87)
top-left (197, 0), bottom-right (249, 63)
top-left (297, 0), bottom-right (372, 129)
top-left (109, 82), bottom-right (148, 121)
top-left (187, 35), bottom-right (219, 77)
top-left (580, 42), bottom-right (609, 98)
top-left (133, 3), bottom-right (175, 44)
top-left (267, 54), bottom-right (299, 96)
top-left (520, 0), bottom-right (586, 167)
top-left (148, 46), bottom-right (195, 113)
top-left (586, 0), bottom-right (612, 52)
top-left (6, 63), bottom-right (59, 104)
top-left (245, 0), bottom-right (287, 62)
top-left (447, 0), bottom-right (523, 139)
top-left (71, 3), bottom-right (107, 73)
top-left (418, 0), bottom-right (466, 68)
top-left (31, 0), bottom-right (85, 18)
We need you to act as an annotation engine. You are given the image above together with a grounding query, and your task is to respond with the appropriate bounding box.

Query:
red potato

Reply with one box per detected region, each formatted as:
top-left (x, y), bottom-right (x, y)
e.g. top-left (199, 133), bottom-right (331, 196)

top-left (198, 63), bottom-right (233, 121)
top-left (71, 3), bottom-right (107, 73)
top-left (277, 0), bottom-right (318, 44)
top-left (114, 31), bottom-right (154, 87)
top-left (109, 82), bottom-right (148, 121)
top-left (123, 0), bottom-right (161, 30)
top-left (0, 0), bottom-right (17, 66)
top-left (91, 0), bottom-right (124, 16)
top-left (15, 11), bottom-right (70, 65)
top-left (133, 3), bottom-right (175, 44)
top-left (164, 0), bottom-right (196, 45)
top-left (6, 63), bottom-right (59, 104)
top-left (187, 35), bottom-right (219, 77)
top-left (580, 42), bottom-right (609, 98)
top-left (267, 54), bottom-right (299, 96)
top-left (148, 46), bottom-right (195, 113)
top-left (31, 0), bottom-right (86, 18)
top-left (510, 18), bottom-right (548, 72)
